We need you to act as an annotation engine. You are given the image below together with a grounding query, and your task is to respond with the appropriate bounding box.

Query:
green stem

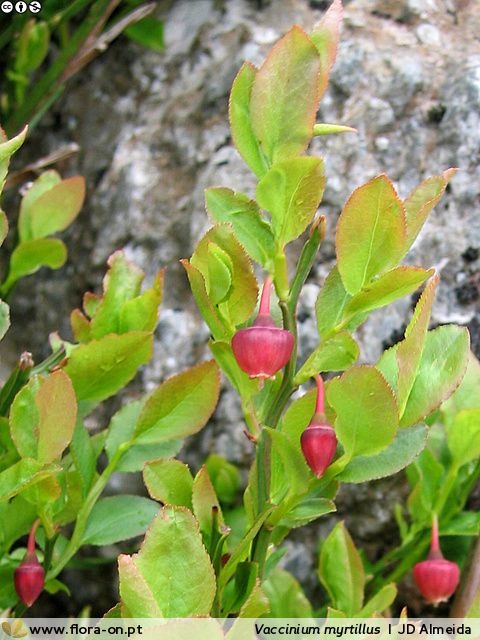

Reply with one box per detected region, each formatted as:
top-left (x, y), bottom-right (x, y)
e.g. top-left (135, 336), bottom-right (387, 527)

top-left (46, 441), bottom-right (131, 580)
top-left (288, 218), bottom-right (324, 318)
top-left (434, 464), bottom-right (459, 517)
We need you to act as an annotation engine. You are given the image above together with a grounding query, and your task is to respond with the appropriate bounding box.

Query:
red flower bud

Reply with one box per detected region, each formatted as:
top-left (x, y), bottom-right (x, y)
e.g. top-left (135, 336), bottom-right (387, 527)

top-left (413, 515), bottom-right (460, 605)
top-left (301, 374), bottom-right (337, 478)
top-left (231, 277), bottom-right (294, 379)
top-left (14, 520), bottom-right (45, 607)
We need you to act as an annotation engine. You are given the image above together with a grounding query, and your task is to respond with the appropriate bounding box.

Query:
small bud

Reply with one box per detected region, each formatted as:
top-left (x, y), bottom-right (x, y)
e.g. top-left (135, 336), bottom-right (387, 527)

top-left (18, 351), bottom-right (34, 371)
top-left (301, 374), bottom-right (337, 478)
top-left (413, 515), bottom-right (460, 605)
top-left (231, 277), bottom-right (294, 379)
top-left (14, 520), bottom-right (45, 608)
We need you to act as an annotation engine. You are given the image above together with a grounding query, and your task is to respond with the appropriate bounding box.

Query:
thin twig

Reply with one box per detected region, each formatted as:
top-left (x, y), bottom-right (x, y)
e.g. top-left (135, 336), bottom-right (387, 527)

top-left (450, 537), bottom-right (480, 617)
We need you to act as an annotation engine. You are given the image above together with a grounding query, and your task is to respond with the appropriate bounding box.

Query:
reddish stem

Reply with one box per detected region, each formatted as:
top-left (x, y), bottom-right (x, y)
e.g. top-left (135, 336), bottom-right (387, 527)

top-left (27, 519), bottom-right (40, 556)
top-left (430, 513), bottom-right (441, 555)
top-left (314, 374), bottom-right (325, 415)
top-left (258, 276), bottom-right (273, 316)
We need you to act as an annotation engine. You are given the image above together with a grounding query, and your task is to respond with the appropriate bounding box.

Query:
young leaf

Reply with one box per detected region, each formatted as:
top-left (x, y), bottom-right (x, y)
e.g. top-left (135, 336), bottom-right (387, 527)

top-left (267, 427), bottom-right (311, 503)
top-left (262, 568), bottom-right (314, 618)
top-left (319, 522), bottom-right (365, 615)
top-left (205, 454), bottom-right (241, 505)
top-left (65, 331), bottom-right (153, 402)
top-left (310, 0), bottom-right (343, 98)
top-left (119, 270), bottom-right (163, 333)
top-left (400, 325), bottom-right (470, 427)
top-left (134, 360), bottom-right (220, 443)
top-left (18, 171), bottom-right (61, 235)
top-left (442, 352), bottom-right (480, 423)
top-left (337, 424), bottom-right (428, 483)
top-left (206, 243), bottom-right (233, 304)
top-left (279, 497), bottom-right (336, 528)
top-left (0, 125), bottom-right (28, 193)
top-left (336, 175), bottom-right (407, 295)
top-left (228, 62), bottom-right (269, 177)
top-left (313, 123), bottom-right (356, 136)
top-left (447, 408), bottom-right (480, 467)
top-left (120, 506), bottom-right (216, 617)
top-left (294, 332), bottom-right (359, 385)
top-left (0, 458), bottom-right (60, 502)
top-left (343, 267), bottom-right (433, 322)
top-left (403, 168), bottom-right (457, 252)
top-left (316, 266), bottom-right (351, 338)
top-left (118, 555), bottom-right (162, 617)
top-left (143, 459), bottom-right (193, 508)
top-left (0, 300), bottom-right (10, 343)
top-left (83, 495), bottom-right (160, 545)
top-left (358, 583), bottom-right (397, 617)
top-left (256, 157), bottom-right (325, 246)
top-left (125, 16), bottom-right (164, 52)
top-left (327, 366), bottom-right (398, 457)
top-left (250, 26), bottom-right (320, 163)
top-left (4, 238), bottom-right (67, 290)
top-left (18, 175), bottom-right (85, 241)
top-left (205, 188), bottom-right (275, 268)
top-left (192, 465), bottom-right (223, 546)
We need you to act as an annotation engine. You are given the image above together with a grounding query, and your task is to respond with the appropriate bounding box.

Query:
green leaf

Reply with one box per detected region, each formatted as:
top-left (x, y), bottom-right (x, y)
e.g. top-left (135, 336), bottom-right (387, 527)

top-left (337, 424), bottom-right (428, 483)
top-left (0, 458), bottom-right (59, 502)
top-left (143, 459), bottom-right (193, 508)
top-left (10, 371), bottom-right (77, 463)
top-left (442, 352), bottom-right (480, 425)
top-left (70, 420), bottom-right (96, 496)
top-left (191, 225), bottom-right (258, 325)
top-left (358, 584), bottom-right (397, 617)
top-left (90, 250), bottom-right (144, 338)
top-left (236, 579), bottom-right (269, 619)
top-left (447, 409), bottom-right (480, 466)
top-left (21, 473), bottom-right (61, 507)
top-left (313, 123), bottom-right (356, 136)
top-left (344, 267), bottom-right (433, 322)
top-left (0, 210), bottom-right (8, 248)
top-left (256, 157), bottom-right (325, 246)
top-left (15, 19), bottom-right (49, 73)
top-left (18, 172), bottom-right (61, 234)
top-left (125, 16), bottom-right (164, 52)
top-left (310, 0), bottom-right (343, 98)
top-left (0, 300), bottom-right (10, 342)
top-left (192, 465), bottom-right (223, 546)
top-left (403, 168), bottom-right (457, 252)
top-left (228, 62), bottom-right (268, 177)
top-left (407, 448), bottom-right (443, 520)
top-left (294, 332), bottom-right (359, 385)
top-left (319, 522), bottom-right (365, 615)
top-left (205, 188), bottom-right (275, 268)
top-left (262, 568), bottom-right (313, 618)
top-left (65, 331), bottom-right (153, 402)
top-left (206, 243), bottom-right (233, 304)
top-left (250, 26), bottom-right (320, 163)
top-left (209, 340), bottom-right (260, 399)
top-left (119, 270), bottom-right (163, 333)
top-left (399, 326), bottom-right (470, 427)
top-left (18, 175), bottom-right (85, 241)
top-left (316, 266), bottom-right (351, 338)
top-left (205, 454), bottom-right (241, 505)
top-left (5, 238), bottom-right (67, 290)
top-left (267, 427), bottom-right (311, 502)
top-left (220, 562), bottom-right (258, 615)
top-left (83, 495), bottom-right (160, 545)
top-left (0, 125), bottom-right (28, 193)
top-left (0, 496), bottom-right (36, 550)
top-left (134, 361), bottom-right (219, 443)
top-left (327, 366), bottom-right (398, 458)
top-left (119, 506), bottom-right (216, 617)
top-left (441, 512), bottom-right (480, 536)
top-left (281, 388), bottom-right (316, 442)
top-left (279, 497), bottom-right (336, 528)
top-left (336, 175), bottom-right (407, 295)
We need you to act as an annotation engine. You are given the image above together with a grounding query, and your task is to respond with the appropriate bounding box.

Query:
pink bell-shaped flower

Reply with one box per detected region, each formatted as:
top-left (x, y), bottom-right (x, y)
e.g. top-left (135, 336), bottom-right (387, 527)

top-left (413, 514), bottom-right (460, 605)
top-left (301, 374), bottom-right (337, 478)
top-left (14, 520), bottom-right (45, 607)
top-left (231, 276), bottom-right (294, 379)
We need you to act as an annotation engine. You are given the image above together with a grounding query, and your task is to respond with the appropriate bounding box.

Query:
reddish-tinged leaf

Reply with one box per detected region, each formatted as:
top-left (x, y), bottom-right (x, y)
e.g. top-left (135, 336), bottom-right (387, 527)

top-left (403, 168), bottom-right (457, 251)
top-left (250, 26), bottom-right (320, 163)
top-left (336, 174), bottom-right (407, 295)
top-left (228, 62), bottom-right (268, 177)
top-left (192, 465), bottom-right (223, 545)
top-left (70, 309), bottom-right (91, 343)
top-left (134, 360), bottom-right (220, 443)
top-left (310, 0), bottom-right (343, 98)
top-left (118, 554), bottom-right (162, 617)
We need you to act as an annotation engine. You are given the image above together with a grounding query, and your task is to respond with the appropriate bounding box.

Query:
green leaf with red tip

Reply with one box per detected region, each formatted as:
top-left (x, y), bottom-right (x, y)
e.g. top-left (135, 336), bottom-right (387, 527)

top-left (310, 0), bottom-right (343, 98)
top-left (327, 366), bottom-right (398, 457)
top-left (10, 371), bottom-right (77, 464)
top-left (3, 238), bottom-right (67, 291)
top-left (119, 506), bottom-right (216, 617)
top-left (205, 187), bottom-right (275, 268)
top-left (65, 331), bottom-right (153, 402)
top-left (71, 309), bottom-right (91, 343)
top-left (256, 157), bottom-right (325, 246)
top-left (338, 424), bottom-right (428, 483)
top-left (144, 459), bottom-right (193, 508)
top-left (343, 267), bottom-right (434, 322)
top-left (18, 175), bottom-right (85, 241)
top-left (134, 360), bottom-right (220, 443)
top-left (318, 522), bottom-right (365, 616)
top-left (403, 168), bottom-right (457, 252)
top-left (316, 266), bottom-right (351, 338)
top-left (447, 408), bottom-right (480, 466)
top-left (336, 175), bottom-right (407, 295)
top-left (228, 62), bottom-right (269, 177)
top-left (294, 332), bottom-right (359, 385)
top-left (0, 125), bottom-right (27, 194)
top-left (191, 224), bottom-right (258, 324)
top-left (250, 26), bottom-right (320, 163)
